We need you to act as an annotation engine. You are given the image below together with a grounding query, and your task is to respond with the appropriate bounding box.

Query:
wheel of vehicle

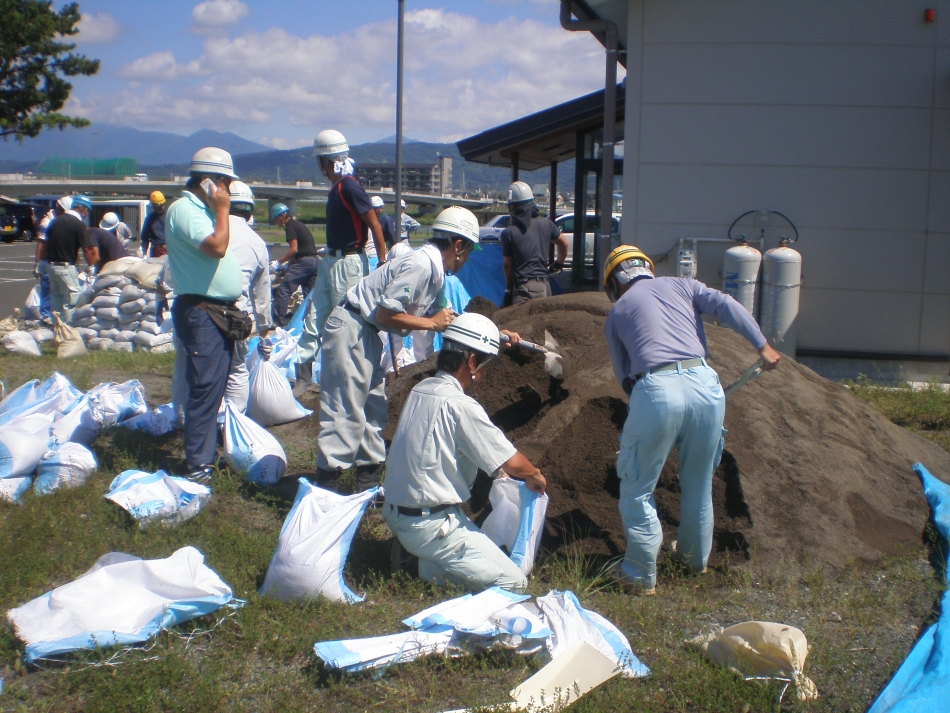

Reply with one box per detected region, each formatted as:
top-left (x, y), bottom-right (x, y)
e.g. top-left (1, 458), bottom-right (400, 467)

top-left (1, 234), bottom-right (14, 244)
top-left (22, 230), bottom-right (34, 243)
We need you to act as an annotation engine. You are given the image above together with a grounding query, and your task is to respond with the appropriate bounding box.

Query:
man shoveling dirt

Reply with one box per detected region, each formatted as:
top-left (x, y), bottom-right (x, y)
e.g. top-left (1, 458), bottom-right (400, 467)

top-left (602, 245), bottom-right (780, 594)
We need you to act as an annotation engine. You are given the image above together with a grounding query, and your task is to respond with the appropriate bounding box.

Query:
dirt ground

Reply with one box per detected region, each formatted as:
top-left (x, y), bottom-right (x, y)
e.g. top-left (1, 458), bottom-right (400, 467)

top-left (387, 292), bottom-right (950, 571)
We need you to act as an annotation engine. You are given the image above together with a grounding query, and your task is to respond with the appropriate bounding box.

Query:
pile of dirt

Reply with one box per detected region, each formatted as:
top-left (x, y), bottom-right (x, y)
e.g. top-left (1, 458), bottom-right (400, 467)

top-left (386, 292), bottom-right (950, 570)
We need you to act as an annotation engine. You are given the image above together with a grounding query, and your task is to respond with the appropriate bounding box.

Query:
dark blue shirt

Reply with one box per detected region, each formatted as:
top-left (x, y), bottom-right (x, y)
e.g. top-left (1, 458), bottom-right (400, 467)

top-left (378, 212), bottom-right (398, 247)
top-left (141, 209), bottom-right (165, 252)
top-left (326, 176), bottom-right (373, 251)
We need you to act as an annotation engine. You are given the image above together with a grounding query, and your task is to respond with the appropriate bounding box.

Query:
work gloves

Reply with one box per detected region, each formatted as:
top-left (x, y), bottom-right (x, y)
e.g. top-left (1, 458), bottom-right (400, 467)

top-left (549, 261), bottom-right (564, 275)
top-left (258, 337), bottom-right (273, 360)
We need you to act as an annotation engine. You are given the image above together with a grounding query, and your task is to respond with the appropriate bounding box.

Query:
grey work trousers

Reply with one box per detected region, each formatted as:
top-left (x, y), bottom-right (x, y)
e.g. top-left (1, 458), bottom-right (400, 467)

top-left (316, 305), bottom-right (387, 470)
top-left (512, 277), bottom-right (551, 306)
top-left (48, 263), bottom-right (81, 321)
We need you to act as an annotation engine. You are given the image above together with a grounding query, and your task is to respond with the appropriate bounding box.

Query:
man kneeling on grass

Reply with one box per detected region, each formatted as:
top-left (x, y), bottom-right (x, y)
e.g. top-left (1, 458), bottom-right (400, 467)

top-left (383, 313), bottom-right (546, 593)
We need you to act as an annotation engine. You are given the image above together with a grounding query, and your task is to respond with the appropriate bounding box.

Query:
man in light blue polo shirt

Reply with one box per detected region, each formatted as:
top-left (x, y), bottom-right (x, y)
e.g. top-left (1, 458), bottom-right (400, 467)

top-left (166, 147), bottom-right (242, 482)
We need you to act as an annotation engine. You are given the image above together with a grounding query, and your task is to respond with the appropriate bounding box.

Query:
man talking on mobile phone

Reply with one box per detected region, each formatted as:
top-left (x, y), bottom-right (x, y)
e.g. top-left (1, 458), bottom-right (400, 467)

top-left (165, 147), bottom-right (244, 483)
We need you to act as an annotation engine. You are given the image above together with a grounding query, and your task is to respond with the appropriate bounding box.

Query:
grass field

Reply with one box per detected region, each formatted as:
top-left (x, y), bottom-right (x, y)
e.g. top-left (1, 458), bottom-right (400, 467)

top-left (0, 353), bottom-right (946, 712)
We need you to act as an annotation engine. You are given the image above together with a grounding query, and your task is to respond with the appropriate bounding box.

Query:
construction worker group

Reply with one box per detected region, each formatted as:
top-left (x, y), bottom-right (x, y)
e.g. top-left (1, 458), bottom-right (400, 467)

top-left (40, 126), bottom-right (781, 595)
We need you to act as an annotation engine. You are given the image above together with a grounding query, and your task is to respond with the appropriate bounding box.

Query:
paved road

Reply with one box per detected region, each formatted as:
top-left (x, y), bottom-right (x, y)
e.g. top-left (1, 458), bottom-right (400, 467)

top-left (0, 241), bottom-right (38, 318)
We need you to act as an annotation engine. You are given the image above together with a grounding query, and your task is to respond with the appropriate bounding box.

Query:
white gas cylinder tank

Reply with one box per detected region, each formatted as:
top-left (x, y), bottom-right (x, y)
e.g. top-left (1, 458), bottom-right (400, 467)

top-left (760, 244), bottom-right (802, 356)
top-left (721, 243), bottom-right (761, 315)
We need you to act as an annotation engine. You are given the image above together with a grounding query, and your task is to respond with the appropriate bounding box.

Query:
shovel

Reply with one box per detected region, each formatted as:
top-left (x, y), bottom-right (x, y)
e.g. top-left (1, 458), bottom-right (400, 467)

top-left (500, 329), bottom-right (565, 379)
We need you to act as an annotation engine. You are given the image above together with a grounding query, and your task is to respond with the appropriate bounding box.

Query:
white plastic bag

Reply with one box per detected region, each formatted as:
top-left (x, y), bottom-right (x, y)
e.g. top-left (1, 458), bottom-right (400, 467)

top-left (24, 286), bottom-right (42, 320)
top-left (481, 477), bottom-right (549, 576)
top-left (246, 358), bottom-right (312, 426)
top-left (222, 402), bottom-right (287, 485)
top-left (260, 478), bottom-right (379, 603)
top-left (403, 587), bottom-right (530, 632)
top-left (2, 331), bottom-right (41, 356)
top-left (105, 469), bottom-right (211, 528)
top-left (33, 443), bottom-right (98, 494)
top-left (0, 475), bottom-right (32, 504)
top-left (0, 379), bottom-right (40, 415)
top-left (0, 427), bottom-right (49, 478)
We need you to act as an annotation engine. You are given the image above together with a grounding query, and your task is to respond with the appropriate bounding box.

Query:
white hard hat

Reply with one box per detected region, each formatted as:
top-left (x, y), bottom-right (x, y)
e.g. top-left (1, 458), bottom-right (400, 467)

top-left (229, 180), bottom-right (255, 206)
top-left (507, 180), bottom-right (533, 204)
top-left (370, 196), bottom-right (385, 209)
top-left (99, 212), bottom-right (120, 231)
top-left (400, 199), bottom-right (407, 209)
top-left (431, 206), bottom-right (479, 245)
top-left (55, 196), bottom-right (72, 211)
top-left (443, 313), bottom-right (500, 357)
top-left (189, 147), bottom-right (239, 179)
top-left (312, 129), bottom-right (349, 157)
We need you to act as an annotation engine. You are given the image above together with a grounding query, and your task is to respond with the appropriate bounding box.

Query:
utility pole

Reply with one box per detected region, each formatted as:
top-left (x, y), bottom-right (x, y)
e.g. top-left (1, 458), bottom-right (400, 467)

top-left (394, 0), bottom-right (405, 232)
top-left (91, 131), bottom-right (101, 177)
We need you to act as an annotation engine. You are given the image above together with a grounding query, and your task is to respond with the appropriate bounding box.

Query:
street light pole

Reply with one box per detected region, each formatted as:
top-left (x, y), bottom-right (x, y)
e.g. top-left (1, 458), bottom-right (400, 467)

top-left (394, 0), bottom-right (405, 233)
top-left (91, 131), bottom-right (101, 177)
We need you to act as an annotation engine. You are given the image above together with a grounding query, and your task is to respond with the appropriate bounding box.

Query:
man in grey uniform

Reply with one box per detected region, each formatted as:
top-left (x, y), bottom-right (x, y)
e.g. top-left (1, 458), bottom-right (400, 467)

top-left (315, 206), bottom-right (480, 493)
top-left (602, 245), bottom-right (781, 595)
top-left (384, 312), bottom-right (544, 592)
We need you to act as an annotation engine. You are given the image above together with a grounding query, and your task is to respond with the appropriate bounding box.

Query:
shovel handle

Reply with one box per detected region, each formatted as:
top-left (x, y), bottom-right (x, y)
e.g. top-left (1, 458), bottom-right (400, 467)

top-left (499, 333), bottom-right (546, 354)
top-left (723, 358), bottom-right (766, 398)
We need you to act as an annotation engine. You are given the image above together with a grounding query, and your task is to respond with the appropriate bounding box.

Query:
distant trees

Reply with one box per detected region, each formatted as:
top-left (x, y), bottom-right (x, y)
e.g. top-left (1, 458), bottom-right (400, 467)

top-left (0, 1), bottom-right (99, 140)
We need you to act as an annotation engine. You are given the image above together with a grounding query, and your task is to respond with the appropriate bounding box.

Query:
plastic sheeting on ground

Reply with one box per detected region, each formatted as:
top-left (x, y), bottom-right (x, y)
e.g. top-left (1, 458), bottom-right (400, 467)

top-left (222, 402), bottom-right (287, 485)
top-left (7, 546), bottom-right (233, 662)
top-left (536, 590), bottom-right (650, 679)
top-left (867, 463), bottom-right (950, 713)
top-left (33, 443), bottom-right (97, 495)
top-left (246, 358), bottom-right (311, 426)
top-left (481, 477), bottom-right (549, 576)
top-left (105, 470), bottom-right (211, 527)
top-left (453, 243), bottom-right (506, 307)
top-left (260, 479), bottom-right (378, 604)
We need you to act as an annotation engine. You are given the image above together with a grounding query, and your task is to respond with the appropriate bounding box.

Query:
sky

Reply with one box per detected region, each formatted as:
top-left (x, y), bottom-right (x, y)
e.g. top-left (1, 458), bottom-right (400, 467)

top-left (64, 0), bottom-right (618, 149)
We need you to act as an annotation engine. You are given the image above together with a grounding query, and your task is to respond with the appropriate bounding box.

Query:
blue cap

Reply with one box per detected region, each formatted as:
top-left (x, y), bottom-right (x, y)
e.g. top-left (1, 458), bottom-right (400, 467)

top-left (71, 195), bottom-right (92, 210)
top-left (269, 203), bottom-right (289, 221)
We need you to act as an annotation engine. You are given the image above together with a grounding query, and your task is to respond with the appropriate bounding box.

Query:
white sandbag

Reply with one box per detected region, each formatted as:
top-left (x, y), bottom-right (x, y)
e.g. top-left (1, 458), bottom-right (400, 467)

top-left (481, 477), bottom-right (549, 576)
top-left (99, 328), bottom-right (119, 341)
top-left (222, 402), bottom-right (287, 485)
top-left (96, 318), bottom-right (118, 330)
top-left (133, 331), bottom-right (172, 348)
top-left (7, 546), bottom-right (233, 662)
top-left (125, 260), bottom-right (163, 289)
top-left (97, 256), bottom-right (140, 276)
top-left (92, 274), bottom-right (128, 292)
top-left (120, 298), bottom-right (147, 314)
top-left (2, 331), bottom-right (41, 356)
top-left (314, 626), bottom-right (454, 673)
top-left (246, 359), bottom-right (312, 426)
top-left (9, 412), bottom-right (55, 436)
top-left (94, 306), bottom-right (120, 321)
top-left (87, 380), bottom-right (147, 426)
top-left (0, 372), bottom-right (80, 417)
top-left (52, 314), bottom-right (87, 358)
top-left (29, 328), bottom-right (55, 343)
top-left (76, 327), bottom-right (97, 341)
top-left (105, 470), bottom-right (211, 527)
top-left (70, 317), bottom-right (97, 329)
top-left (49, 397), bottom-right (99, 446)
top-left (72, 304), bottom-right (96, 320)
top-left (535, 590), bottom-right (650, 678)
top-left (118, 320), bottom-right (140, 332)
top-left (118, 309), bottom-right (141, 322)
top-left (147, 342), bottom-right (175, 354)
top-left (24, 286), bottom-right (42, 320)
top-left (0, 428), bottom-right (49, 478)
top-left (0, 312), bottom-right (19, 337)
top-left (33, 443), bottom-right (97, 494)
top-left (260, 478), bottom-right (378, 603)
top-left (0, 379), bottom-right (40, 415)
top-left (92, 294), bottom-right (121, 308)
top-left (120, 284), bottom-right (147, 303)
top-left (137, 321), bottom-right (163, 336)
top-left (117, 403), bottom-right (177, 435)
top-left (87, 338), bottom-right (115, 351)
top-left (73, 283), bottom-right (95, 309)
top-left (114, 342), bottom-right (134, 353)
top-left (0, 475), bottom-right (32, 504)
top-left (116, 330), bottom-right (136, 343)
top-left (403, 588), bottom-right (530, 632)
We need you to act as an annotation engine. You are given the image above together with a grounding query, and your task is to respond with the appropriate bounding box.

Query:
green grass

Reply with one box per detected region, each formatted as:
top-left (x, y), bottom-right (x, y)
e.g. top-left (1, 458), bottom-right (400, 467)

top-left (849, 377), bottom-right (950, 452)
top-left (0, 354), bottom-right (946, 711)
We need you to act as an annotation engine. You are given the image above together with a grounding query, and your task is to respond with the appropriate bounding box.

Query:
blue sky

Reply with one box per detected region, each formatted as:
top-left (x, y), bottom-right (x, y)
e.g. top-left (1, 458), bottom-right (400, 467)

top-left (66, 0), bottom-right (614, 148)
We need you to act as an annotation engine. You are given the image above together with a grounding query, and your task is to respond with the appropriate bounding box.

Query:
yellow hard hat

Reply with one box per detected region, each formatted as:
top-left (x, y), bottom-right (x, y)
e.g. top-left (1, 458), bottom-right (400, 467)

top-left (149, 191), bottom-right (166, 205)
top-left (603, 245), bottom-right (654, 287)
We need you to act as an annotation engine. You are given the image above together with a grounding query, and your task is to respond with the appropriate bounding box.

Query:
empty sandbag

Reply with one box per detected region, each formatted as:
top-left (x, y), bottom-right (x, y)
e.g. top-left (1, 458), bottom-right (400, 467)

top-left (246, 358), bottom-right (312, 426)
top-left (481, 477), bottom-right (549, 576)
top-left (2, 331), bottom-right (41, 356)
top-left (222, 402), bottom-right (286, 485)
top-left (0, 427), bottom-right (48, 478)
top-left (33, 443), bottom-right (98, 494)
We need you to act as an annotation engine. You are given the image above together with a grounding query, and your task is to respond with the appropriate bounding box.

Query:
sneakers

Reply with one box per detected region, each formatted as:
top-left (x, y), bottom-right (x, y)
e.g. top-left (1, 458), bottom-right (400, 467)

top-left (184, 465), bottom-right (213, 483)
top-left (292, 361), bottom-right (319, 398)
top-left (313, 466), bottom-right (342, 492)
top-left (609, 570), bottom-right (656, 596)
top-left (354, 463), bottom-right (383, 492)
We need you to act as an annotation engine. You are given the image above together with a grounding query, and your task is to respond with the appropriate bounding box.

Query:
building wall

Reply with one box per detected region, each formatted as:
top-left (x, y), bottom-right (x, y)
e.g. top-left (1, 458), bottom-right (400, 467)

top-left (620, 0), bottom-right (950, 357)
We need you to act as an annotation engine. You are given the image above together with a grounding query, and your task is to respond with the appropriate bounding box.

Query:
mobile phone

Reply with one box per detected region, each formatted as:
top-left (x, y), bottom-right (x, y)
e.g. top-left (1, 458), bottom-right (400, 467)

top-left (201, 178), bottom-right (215, 195)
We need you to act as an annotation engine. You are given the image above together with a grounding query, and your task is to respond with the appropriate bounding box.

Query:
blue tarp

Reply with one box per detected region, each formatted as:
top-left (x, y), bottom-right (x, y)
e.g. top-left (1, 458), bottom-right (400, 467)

top-left (867, 463), bottom-right (950, 713)
top-left (454, 242), bottom-right (563, 307)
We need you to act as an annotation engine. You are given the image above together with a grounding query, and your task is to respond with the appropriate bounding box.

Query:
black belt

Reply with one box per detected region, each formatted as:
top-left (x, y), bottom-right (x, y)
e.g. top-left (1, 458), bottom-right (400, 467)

top-left (294, 254), bottom-right (317, 261)
top-left (342, 301), bottom-right (360, 315)
top-left (177, 293), bottom-right (233, 307)
top-left (394, 503), bottom-right (452, 517)
top-left (327, 248), bottom-right (359, 257)
top-left (49, 261), bottom-right (72, 267)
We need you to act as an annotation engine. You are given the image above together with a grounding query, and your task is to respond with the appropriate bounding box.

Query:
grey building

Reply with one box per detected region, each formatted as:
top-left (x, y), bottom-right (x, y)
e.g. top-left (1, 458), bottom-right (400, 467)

top-left (355, 156), bottom-right (452, 196)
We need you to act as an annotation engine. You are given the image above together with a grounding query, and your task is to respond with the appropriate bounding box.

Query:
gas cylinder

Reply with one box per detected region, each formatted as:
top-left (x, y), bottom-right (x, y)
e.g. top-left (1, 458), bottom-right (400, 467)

top-left (760, 243), bottom-right (802, 356)
top-left (722, 243), bottom-right (761, 316)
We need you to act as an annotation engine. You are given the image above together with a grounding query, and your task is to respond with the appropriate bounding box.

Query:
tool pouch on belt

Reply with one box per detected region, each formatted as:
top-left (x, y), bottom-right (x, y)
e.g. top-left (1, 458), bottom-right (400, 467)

top-left (195, 300), bottom-right (253, 341)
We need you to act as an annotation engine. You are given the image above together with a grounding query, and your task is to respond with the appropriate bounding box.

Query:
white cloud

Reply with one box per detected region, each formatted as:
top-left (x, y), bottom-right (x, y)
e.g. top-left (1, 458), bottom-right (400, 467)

top-left (258, 137), bottom-right (301, 150)
top-left (191, 0), bottom-right (249, 33)
top-left (75, 13), bottom-right (120, 44)
top-left (96, 9), bottom-right (614, 142)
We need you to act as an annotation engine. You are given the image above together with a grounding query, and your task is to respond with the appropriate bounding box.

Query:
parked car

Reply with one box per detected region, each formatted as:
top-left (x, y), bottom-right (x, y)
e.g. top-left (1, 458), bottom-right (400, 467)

top-left (0, 203), bottom-right (38, 243)
top-left (478, 214), bottom-right (511, 242)
top-left (554, 212), bottom-right (621, 267)
top-left (131, 173), bottom-right (149, 182)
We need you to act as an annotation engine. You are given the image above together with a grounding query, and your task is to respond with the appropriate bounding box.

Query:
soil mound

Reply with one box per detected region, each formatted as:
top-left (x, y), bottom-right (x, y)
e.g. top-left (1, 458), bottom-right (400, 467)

top-left (386, 292), bottom-right (950, 569)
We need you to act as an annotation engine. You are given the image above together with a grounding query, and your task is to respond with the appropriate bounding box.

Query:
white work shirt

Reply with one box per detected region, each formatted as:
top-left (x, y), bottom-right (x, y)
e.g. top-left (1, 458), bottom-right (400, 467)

top-left (37, 209), bottom-right (55, 241)
top-left (385, 372), bottom-right (517, 508)
top-left (346, 242), bottom-right (444, 337)
top-left (227, 215), bottom-right (273, 331)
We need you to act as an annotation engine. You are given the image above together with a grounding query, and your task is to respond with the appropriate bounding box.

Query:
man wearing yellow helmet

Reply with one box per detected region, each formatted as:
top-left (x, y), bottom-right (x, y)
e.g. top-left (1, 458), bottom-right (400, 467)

top-left (602, 245), bottom-right (780, 595)
top-left (140, 191), bottom-right (167, 258)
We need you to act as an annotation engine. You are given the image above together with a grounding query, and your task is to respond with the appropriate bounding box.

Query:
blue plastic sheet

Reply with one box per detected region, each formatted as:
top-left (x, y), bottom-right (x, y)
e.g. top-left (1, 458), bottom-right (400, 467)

top-left (454, 243), bottom-right (506, 306)
top-left (867, 463), bottom-right (950, 713)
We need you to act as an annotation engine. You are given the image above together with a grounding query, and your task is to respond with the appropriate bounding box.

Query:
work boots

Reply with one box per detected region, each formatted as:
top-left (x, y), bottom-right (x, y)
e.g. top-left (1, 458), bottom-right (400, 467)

top-left (314, 466), bottom-right (342, 492)
top-left (292, 360), bottom-right (318, 399)
top-left (354, 463), bottom-right (383, 492)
